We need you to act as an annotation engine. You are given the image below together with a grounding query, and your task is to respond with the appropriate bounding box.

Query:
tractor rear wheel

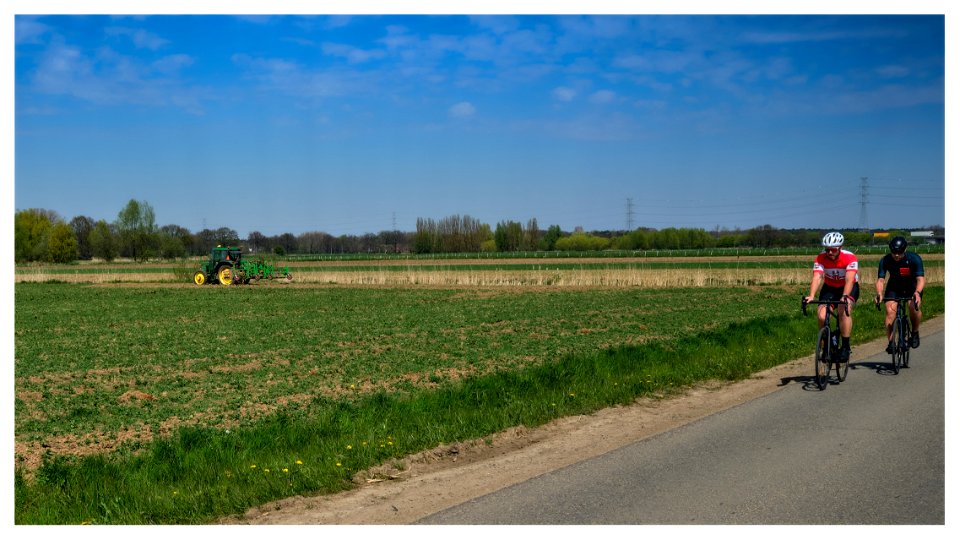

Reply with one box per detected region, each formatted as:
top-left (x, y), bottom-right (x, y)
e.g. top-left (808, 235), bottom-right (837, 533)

top-left (217, 266), bottom-right (233, 286)
top-left (193, 271), bottom-right (206, 286)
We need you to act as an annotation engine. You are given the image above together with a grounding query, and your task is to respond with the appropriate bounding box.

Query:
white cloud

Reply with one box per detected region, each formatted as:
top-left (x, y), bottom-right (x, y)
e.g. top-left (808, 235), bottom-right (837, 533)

top-left (589, 90), bottom-right (616, 104)
top-left (232, 53), bottom-right (360, 99)
top-left (876, 65), bottom-right (910, 78)
top-left (29, 38), bottom-right (208, 113)
top-left (449, 101), bottom-right (476, 118)
top-left (553, 86), bottom-right (577, 102)
top-left (469, 15), bottom-right (521, 36)
top-left (104, 26), bottom-right (169, 50)
top-left (321, 42), bottom-right (386, 64)
top-left (152, 54), bottom-right (194, 74)
top-left (15, 18), bottom-right (51, 45)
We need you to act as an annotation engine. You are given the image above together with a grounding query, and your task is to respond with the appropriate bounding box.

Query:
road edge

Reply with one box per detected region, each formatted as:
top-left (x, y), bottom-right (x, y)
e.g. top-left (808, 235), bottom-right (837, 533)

top-left (228, 315), bottom-right (945, 525)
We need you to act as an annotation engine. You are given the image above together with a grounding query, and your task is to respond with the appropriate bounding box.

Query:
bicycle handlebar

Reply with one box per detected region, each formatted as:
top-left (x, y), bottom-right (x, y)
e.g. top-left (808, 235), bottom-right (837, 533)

top-left (874, 295), bottom-right (920, 312)
top-left (801, 297), bottom-right (850, 318)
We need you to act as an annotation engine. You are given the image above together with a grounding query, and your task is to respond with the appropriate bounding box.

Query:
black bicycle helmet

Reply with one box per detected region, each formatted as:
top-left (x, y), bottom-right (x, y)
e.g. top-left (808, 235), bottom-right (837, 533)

top-left (888, 236), bottom-right (908, 254)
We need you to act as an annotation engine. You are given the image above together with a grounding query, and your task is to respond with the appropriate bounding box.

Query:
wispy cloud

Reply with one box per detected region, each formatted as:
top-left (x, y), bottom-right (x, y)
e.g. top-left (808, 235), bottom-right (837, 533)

top-left (321, 42), bottom-right (386, 64)
top-left (811, 82), bottom-right (944, 115)
top-left (469, 15), bottom-right (521, 35)
top-left (553, 86), bottom-right (577, 102)
top-left (31, 37), bottom-right (207, 113)
top-left (232, 53), bottom-right (362, 99)
top-left (510, 111), bottom-right (642, 142)
top-left (876, 65), bottom-right (911, 79)
top-left (15, 17), bottom-right (51, 45)
top-left (448, 101), bottom-right (476, 118)
top-left (613, 49), bottom-right (702, 74)
top-left (17, 15), bottom-right (945, 132)
top-left (152, 54), bottom-right (194, 74)
top-left (104, 26), bottom-right (169, 50)
top-left (739, 26), bottom-right (908, 45)
top-left (589, 90), bottom-right (616, 104)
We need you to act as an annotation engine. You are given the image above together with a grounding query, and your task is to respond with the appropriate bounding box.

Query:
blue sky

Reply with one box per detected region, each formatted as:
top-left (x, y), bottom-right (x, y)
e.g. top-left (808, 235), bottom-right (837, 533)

top-left (10, 5), bottom-right (949, 238)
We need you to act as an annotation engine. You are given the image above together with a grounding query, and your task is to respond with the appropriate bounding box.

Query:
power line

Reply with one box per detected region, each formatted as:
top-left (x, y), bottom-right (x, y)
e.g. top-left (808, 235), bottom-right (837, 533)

top-left (625, 197), bottom-right (635, 231)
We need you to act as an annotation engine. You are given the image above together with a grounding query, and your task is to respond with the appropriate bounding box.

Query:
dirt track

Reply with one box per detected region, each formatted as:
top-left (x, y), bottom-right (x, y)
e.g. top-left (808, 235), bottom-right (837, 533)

top-left (222, 315), bottom-right (944, 525)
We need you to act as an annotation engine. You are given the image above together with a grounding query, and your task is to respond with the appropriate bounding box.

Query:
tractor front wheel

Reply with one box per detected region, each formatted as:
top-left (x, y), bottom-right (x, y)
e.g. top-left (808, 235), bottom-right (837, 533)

top-left (218, 266), bottom-right (233, 286)
top-left (193, 271), bottom-right (206, 286)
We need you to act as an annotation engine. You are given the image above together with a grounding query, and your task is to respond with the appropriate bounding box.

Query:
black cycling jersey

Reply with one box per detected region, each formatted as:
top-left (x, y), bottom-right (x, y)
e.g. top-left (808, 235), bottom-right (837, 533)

top-left (878, 251), bottom-right (925, 296)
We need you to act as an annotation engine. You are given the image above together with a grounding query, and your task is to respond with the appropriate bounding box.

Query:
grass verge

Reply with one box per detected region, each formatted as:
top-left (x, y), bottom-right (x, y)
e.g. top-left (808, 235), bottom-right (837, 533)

top-left (15, 287), bottom-right (944, 524)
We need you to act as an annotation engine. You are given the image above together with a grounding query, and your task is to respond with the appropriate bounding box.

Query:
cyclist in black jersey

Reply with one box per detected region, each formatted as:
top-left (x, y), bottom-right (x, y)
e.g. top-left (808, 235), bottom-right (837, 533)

top-left (875, 236), bottom-right (925, 352)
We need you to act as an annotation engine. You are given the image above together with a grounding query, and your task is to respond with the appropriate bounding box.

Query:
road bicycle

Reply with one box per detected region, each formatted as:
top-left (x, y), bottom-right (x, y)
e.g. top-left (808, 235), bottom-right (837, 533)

top-left (876, 296), bottom-right (918, 375)
top-left (801, 298), bottom-right (850, 391)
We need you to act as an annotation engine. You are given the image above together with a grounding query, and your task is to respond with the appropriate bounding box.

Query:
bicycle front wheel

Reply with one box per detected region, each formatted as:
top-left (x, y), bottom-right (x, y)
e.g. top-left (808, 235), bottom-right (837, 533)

top-left (837, 346), bottom-right (849, 382)
top-left (902, 320), bottom-right (911, 369)
top-left (815, 327), bottom-right (831, 390)
top-left (891, 318), bottom-right (902, 375)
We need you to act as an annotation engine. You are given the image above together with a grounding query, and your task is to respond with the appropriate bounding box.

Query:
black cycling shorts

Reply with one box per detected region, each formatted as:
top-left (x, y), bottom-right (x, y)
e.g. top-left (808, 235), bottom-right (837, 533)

top-left (883, 288), bottom-right (922, 301)
top-left (819, 282), bottom-right (860, 303)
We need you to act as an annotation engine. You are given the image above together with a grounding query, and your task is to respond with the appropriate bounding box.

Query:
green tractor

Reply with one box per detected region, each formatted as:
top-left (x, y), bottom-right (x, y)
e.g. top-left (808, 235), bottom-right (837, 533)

top-left (193, 246), bottom-right (292, 286)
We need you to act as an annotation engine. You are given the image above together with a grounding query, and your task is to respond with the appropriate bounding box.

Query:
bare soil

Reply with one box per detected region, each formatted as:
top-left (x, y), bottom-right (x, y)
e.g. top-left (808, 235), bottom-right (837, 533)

top-left (221, 315), bottom-right (943, 525)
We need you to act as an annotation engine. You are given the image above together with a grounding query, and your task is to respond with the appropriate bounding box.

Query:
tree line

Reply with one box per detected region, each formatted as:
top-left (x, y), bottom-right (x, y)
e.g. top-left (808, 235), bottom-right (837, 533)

top-left (13, 200), bottom-right (942, 264)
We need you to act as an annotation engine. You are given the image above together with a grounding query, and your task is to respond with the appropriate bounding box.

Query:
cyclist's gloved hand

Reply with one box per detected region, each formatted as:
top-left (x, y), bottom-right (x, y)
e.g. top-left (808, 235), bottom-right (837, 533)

top-left (913, 291), bottom-right (922, 309)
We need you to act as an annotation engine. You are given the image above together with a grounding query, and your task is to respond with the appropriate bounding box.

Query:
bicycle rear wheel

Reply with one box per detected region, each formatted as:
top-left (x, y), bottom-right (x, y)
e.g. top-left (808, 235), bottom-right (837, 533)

top-left (815, 327), bottom-right (830, 390)
top-left (890, 318), bottom-right (902, 374)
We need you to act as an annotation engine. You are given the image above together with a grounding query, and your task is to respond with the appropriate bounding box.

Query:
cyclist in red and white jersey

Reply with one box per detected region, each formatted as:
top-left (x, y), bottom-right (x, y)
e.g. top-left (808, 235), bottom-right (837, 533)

top-left (804, 231), bottom-right (860, 362)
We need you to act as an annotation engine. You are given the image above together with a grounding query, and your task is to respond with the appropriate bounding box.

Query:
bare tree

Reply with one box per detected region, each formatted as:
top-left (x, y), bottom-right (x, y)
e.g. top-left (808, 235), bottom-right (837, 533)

top-left (69, 215), bottom-right (95, 260)
top-left (247, 231), bottom-right (267, 253)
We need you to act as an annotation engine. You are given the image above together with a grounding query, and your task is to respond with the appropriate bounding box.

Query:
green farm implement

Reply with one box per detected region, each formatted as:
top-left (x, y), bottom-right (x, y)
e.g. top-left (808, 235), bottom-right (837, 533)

top-left (193, 246), bottom-right (292, 285)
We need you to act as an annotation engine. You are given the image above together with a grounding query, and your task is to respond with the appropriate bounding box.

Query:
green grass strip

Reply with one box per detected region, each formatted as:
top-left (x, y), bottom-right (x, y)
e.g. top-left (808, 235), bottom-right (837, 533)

top-left (15, 287), bottom-right (944, 524)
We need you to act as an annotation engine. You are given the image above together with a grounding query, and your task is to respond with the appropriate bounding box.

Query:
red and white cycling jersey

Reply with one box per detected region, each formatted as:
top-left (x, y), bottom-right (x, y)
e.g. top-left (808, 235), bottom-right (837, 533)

top-left (813, 249), bottom-right (859, 288)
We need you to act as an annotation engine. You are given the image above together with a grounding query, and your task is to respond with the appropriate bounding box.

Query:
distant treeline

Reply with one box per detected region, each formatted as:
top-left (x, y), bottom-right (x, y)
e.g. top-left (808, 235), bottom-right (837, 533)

top-left (13, 200), bottom-right (944, 264)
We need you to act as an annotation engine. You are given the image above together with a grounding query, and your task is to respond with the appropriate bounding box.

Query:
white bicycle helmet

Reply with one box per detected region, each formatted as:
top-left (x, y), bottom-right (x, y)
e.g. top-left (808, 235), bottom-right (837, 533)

top-left (821, 231), bottom-right (844, 248)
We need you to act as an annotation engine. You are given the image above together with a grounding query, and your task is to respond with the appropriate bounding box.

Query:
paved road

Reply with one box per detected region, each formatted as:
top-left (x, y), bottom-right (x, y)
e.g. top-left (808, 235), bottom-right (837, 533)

top-left (420, 328), bottom-right (945, 524)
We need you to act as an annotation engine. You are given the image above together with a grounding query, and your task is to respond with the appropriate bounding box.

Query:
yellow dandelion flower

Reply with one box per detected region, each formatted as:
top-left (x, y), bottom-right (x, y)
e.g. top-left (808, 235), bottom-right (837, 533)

top-left (296, 460), bottom-right (303, 465)
top-left (346, 445), bottom-right (353, 450)
top-left (336, 462), bottom-right (342, 467)
top-left (250, 464), bottom-right (257, 469)
top-left (264, 469), bottom-right (270, 473)
top-left (283, 468), bottom-right (289, 474)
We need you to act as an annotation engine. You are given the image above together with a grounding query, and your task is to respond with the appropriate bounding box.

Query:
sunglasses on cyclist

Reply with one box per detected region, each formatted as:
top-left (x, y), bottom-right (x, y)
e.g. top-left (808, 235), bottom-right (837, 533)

top-left (825, 247), bottom-right (840, 254)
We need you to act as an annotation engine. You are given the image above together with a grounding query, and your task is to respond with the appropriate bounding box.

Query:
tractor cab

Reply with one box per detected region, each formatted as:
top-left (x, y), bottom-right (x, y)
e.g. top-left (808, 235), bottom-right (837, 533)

top-left (212, 247), bottom-right (243, 264)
